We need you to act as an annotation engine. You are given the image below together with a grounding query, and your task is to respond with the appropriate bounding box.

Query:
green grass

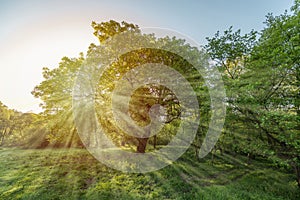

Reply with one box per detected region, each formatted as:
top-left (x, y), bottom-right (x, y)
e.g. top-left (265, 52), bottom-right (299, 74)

top-left (0, 148), bottom-right (299, 200)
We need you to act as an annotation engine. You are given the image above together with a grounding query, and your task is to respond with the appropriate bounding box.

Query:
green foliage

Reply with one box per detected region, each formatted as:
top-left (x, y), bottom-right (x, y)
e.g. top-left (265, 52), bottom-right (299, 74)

top-left (205, 0), bottom-right (300, 187)
top-left (92, 41), bottom-right (208, 152)
top-left (91, 20), bottom-right (140, 43)
top-left (0, 101), bottom-right (41, 147)
top-left (32, 55), bottom-right (85, 148)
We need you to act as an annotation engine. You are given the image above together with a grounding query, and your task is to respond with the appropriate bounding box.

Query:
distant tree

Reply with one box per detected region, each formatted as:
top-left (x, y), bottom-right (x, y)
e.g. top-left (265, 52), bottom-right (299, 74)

top-left (0, 101), bottom-right (11, 145)
top-left (0, 102), bottom-right (35, 146)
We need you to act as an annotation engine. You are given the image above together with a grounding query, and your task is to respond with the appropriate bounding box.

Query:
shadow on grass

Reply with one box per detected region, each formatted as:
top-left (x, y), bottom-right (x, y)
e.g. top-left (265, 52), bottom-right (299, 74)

top-left (0, 148), bottom-right (299, 200)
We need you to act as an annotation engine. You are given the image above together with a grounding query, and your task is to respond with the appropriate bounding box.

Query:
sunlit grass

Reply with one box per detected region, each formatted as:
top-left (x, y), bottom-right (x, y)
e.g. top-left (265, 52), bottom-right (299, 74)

top-left (0, 148), bottom-right (299, 200)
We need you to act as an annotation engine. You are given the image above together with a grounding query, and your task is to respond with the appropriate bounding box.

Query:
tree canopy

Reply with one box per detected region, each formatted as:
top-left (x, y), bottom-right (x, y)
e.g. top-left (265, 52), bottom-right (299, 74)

top-left (205, 1), bottom-right (300, 186)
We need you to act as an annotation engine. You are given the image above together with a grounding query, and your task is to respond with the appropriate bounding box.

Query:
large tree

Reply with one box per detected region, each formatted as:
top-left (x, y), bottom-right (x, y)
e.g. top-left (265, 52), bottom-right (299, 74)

top-left (33, 20), bottom-right (209, 153)
top-left (205, 0), bottom-right (300, 186)
top-left (80, 20), bottom-right (209, 153)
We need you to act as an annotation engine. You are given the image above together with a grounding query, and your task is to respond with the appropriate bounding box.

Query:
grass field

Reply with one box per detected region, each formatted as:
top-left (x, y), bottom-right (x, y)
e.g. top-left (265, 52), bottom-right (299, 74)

top-left (0, 148), bottom-right (299, 200)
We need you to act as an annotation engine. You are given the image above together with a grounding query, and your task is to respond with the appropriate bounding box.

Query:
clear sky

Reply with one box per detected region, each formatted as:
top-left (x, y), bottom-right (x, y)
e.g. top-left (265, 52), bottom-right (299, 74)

top-left (0, 0), bottom-right (294, 112)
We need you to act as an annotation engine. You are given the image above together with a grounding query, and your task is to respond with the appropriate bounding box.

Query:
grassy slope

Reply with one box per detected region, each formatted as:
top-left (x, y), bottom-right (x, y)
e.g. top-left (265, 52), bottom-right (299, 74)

top-left (0, 148), bottom-right (299, 200)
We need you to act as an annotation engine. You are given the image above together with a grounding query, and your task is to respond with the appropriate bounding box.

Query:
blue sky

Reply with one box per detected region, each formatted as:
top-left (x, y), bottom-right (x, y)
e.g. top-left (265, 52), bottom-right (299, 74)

top-left (0, 0), bottom-right (294, 112)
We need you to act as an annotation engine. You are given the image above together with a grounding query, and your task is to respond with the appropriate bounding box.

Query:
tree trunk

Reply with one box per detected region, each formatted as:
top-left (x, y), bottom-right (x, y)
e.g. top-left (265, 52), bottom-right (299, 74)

top-left (137, 138), bottom-right (149, 153)
top-left (247, 153), bottom-right (251, 165)
top-left (211, 148), bottom-right (216, 165)
top-left (0, 129), bottom-right (7, 146)
top-left (153, 135), bottom-right (157, 149)
top-left (66, 128), bottom-right (76, 148)
top-left (295, 165), bottom-right (300, 188)
top-left (195, 146), bottom-right (199, 160)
